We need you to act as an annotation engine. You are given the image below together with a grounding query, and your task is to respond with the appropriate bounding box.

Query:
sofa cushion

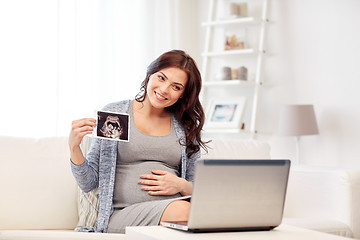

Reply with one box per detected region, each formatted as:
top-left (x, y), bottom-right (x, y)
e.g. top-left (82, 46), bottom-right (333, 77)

top-left (0, 136), bottom-right (78, 230)
top-left (74, 136), bottom-right (99, 231)
top-left (283, 166), bottom-right (360, 238)
top-left (201, 139), bottom-right (271, 159)
top-left (284, 166), bottom-right (350, 219)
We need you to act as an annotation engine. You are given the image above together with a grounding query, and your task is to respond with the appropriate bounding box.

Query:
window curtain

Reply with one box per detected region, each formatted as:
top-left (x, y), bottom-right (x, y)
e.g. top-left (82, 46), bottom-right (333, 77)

top-left (0, 0), bottom-right (198, 137)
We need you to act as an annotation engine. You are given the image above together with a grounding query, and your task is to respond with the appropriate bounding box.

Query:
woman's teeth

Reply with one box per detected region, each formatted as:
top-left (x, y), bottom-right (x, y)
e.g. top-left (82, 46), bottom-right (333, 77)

top-left (155, 92), bottom-right (166, 100)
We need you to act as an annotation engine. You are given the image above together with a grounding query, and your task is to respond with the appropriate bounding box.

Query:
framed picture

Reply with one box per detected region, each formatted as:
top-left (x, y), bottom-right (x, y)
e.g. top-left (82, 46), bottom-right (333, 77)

top-left (94, 110), bottom-right (130, 142)
top-left (205, 97), bottom-right (247, 129)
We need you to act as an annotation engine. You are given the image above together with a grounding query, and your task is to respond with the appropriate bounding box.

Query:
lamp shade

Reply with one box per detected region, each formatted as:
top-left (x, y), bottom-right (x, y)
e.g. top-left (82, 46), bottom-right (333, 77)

top-left (278, 104), bottom-right (319, 136)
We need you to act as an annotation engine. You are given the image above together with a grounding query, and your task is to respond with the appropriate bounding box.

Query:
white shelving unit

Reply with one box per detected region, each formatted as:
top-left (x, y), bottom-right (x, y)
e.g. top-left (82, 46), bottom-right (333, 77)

top-left (201, 0), bottom-right (269, 138)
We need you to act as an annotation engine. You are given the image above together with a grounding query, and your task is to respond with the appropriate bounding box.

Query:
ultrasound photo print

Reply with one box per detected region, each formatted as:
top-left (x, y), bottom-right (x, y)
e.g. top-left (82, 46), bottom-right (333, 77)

top-left (96, 110), bottom-right (129, 142)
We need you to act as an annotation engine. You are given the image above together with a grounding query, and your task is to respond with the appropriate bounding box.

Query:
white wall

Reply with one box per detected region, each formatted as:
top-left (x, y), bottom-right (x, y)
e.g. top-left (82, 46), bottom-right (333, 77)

top-left (0, 0), bottom-right (59, 137)
top-left (0, 0), bottom-right (200, 138)
top-left (198, 0), bottom-right (360, 168)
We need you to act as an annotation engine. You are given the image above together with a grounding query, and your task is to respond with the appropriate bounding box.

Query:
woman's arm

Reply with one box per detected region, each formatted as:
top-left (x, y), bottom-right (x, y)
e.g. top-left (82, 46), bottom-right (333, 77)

top-left (69, 118), bottom-right (100, 192)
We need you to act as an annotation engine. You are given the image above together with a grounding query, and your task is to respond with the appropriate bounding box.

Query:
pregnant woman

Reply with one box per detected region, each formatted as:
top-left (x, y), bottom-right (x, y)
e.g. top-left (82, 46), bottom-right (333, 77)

top-left (69, 50), bottom-right (208, 234)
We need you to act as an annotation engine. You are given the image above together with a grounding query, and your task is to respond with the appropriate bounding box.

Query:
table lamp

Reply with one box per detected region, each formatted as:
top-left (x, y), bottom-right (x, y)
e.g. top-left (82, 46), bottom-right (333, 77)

top-left (277, 104), bottom-right (319, 164)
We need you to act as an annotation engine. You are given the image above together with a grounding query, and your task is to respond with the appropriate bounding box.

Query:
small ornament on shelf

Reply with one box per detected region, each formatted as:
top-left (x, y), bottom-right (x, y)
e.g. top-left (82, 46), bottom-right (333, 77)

top-left (238, 2), bottom-right (248, 17)
top-left (229, 2), bottom-right (239, 18)
top-left (231, 68), bottom-right (238, 80)
top-left (222, 2), bottom-right (249, 19)
top-left (224, 34), bottom-right (245, 50)
top-left (238, 66), bottom-right (248, 81)
top-left (216, 66), bottom-right (249, 81)
top-left (219, 66), bottom-right (232, 80)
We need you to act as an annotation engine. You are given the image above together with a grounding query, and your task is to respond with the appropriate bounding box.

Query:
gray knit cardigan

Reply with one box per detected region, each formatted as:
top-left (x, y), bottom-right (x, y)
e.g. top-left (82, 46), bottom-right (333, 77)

top-left (71, 99), bottom-right (200, 232)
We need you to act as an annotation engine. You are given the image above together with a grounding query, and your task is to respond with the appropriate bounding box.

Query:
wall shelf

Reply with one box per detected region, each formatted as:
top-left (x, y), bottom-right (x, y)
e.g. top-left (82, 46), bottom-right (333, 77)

top-left (202, 49), bottom-right (255, 57)
top-left (203, 80), bottom-right (257, 87)
top-left (201, 17), bottom-right (257, 27)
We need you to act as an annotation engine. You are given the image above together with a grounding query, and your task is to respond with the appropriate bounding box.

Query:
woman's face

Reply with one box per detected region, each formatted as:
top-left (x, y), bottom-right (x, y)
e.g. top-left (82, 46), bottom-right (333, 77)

top-left (146, 67), bottom-right (188, 110)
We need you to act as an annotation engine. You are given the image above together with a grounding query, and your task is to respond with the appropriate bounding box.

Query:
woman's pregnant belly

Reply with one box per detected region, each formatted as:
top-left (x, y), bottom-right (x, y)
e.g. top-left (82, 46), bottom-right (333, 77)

top-left (113, 161), bottom-right (182, 208)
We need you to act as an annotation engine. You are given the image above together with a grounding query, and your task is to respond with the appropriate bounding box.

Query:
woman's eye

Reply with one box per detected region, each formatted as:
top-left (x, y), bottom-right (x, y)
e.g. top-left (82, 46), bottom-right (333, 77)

top-left (158, 75), bottom-right (165, 81)
top-left (173, 85), bottom-right (181, 91)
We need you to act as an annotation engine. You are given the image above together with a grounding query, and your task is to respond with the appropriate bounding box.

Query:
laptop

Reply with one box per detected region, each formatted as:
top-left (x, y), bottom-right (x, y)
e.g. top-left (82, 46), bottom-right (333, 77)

top-left (161, 159), bottom-right (291, 233)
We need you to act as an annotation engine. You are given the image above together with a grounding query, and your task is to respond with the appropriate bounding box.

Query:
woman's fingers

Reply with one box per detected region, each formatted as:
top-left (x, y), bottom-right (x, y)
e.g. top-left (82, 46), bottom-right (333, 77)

top-left (69, 118), bottom-right (97, 149)
top-left (74, 125), bottom-right (94, 135)
top-left (138, 179), bottom-right (160, 186)
top-left (151, 169), bottom-right (167, 175)
top-left (140, 185), bottom-right (161, 191)
top-left (140, 185), bottom-right (168, 195)
top-left (147, 191), bottom-right (167, 195)
top-left (139, 173), bottom-right (161, 180)
top-left (72, 118), bottom-right (96, 129)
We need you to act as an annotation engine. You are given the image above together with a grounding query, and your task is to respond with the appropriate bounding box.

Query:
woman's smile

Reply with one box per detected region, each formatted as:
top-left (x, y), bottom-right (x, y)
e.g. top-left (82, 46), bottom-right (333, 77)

top-left (155, 91), bottom-right (167, 101)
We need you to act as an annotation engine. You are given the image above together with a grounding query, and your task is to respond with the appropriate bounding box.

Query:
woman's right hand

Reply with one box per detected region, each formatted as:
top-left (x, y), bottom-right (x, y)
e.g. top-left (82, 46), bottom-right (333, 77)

top-left (69, 118), bottom-right (97, 149)
top-left (69, 118), bottom-right (96, 165)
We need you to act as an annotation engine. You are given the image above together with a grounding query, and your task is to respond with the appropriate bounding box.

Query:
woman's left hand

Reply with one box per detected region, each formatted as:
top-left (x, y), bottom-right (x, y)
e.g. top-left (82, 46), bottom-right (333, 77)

top-left (138, 170), bottom-right (191, 196)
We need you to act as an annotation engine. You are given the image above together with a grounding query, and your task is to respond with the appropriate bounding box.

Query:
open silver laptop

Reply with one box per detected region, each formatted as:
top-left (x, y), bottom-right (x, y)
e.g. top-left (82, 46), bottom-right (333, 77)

top-left (161, 159), bottom-right (290, 233)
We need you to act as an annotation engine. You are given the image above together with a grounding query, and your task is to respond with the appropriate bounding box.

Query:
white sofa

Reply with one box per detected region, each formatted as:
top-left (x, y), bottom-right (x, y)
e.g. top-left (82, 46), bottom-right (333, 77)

top-left (203, 139), bottom-right (360, 239)
top-left (0, 136), bottom-right (359, 239)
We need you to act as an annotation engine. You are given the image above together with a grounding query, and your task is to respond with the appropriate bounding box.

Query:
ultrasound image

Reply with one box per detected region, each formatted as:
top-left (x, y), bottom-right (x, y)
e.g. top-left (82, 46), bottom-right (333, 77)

top-left (97, 111), bottom-right (129, 141)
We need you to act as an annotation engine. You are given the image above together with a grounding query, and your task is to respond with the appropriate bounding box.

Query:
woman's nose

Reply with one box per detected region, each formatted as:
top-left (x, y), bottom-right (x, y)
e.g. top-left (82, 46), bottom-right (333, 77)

top-left (159, 82), bottom-right (170, 94)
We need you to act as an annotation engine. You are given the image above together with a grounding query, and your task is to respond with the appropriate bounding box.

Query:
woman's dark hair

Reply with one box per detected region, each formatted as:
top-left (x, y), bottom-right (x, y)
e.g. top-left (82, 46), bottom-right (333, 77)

top-left (135, 50), bottom-right (208, 157)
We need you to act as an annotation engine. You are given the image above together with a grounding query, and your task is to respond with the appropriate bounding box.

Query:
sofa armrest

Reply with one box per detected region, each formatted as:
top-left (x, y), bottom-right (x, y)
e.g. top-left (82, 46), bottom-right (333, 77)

top-left (283, 166), bottom-right (360, 238)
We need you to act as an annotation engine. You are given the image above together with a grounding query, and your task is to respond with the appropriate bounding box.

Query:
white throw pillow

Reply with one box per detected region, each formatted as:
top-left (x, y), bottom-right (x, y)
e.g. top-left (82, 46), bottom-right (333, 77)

top-left (75, 136), bottom-right (99, 230)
